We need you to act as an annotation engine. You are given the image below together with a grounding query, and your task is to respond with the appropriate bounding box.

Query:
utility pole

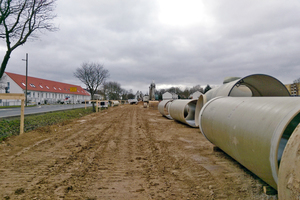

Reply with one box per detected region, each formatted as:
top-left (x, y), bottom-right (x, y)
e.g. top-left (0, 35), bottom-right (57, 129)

top-left (22, 53), bottom-right (28, 106)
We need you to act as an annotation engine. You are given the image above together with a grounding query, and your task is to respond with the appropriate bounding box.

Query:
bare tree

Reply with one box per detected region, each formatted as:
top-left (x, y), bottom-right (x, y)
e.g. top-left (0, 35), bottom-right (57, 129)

top-left (74, 62), bottom-right (109, 111)
top-left (0, 0), bottom-right (58, 78)
top-left (293, 77), bottom-right (300, 84)
top-left (104, 81), bottom-right (123, 100)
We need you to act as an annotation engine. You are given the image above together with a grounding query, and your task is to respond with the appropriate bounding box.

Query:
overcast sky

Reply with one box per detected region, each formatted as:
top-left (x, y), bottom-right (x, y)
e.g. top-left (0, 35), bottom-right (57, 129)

top-left (1, 0), bottom-right (300, 94)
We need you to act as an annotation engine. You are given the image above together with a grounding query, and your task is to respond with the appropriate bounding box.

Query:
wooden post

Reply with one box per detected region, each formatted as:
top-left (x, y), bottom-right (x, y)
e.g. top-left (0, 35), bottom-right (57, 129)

top-left (20, 99), bottom-right (25, 134)
top-left (85, 100), bottom-right (86, 109)
top-left (96, 100), bottom-right (99, 112)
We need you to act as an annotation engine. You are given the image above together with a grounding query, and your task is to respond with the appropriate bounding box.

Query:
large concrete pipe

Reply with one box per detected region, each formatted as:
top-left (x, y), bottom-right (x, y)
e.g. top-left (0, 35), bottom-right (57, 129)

top-left (205, 74), bottom-right (290, 103)
top-left (199, 97), bottom-right (300, 189)
top-left (169, 99), bottom-right (198, 127)
top-left (158, 100), bottom-right (173, 119)
top-left (278, 123), bottom-right (300, 199)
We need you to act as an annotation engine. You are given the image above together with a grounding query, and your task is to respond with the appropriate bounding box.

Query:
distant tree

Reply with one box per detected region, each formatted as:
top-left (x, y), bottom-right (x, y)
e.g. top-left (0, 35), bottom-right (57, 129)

top-left (104, 81), bottom-right (122, 100)
top-left (127, 89), bottom-right (135, 99)
top-left (127, 92), bottom-right (135, 99)
top-left (204, 84), bottom-right (212, 94)
top-left (120, 89), bottom-right (128, 100)
top-left (293, 77), bottom-right (300, 84)
top-left (167, 87), bottom-right (181, 94)
top-left (74, 62), bottom-right (109, 111)
top-left (0, 0), bottom-right (58, 79)
top-left (190, 85), bottom-right (203, 94)
top-left (180, 88), bottom-right (190, 99)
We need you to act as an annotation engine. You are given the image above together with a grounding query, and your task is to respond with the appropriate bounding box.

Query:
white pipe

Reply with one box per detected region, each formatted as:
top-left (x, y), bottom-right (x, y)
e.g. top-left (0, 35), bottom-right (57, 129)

top-left (158, 100), bottom-right (173, 119)
top-left (278, 123), bottom-right (300, 198)
top-left (169, 99), bottom-right (198, 127)
top-left (199, 97), bottom-right (300, 189)
top-left (205, 74), bottom-right (290, 103)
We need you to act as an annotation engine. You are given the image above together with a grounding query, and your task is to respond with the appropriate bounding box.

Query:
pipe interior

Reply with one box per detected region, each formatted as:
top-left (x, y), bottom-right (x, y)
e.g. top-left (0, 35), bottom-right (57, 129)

top-left (185, 100), bottom-right (197, 126)
top-left (164, 101), bottom-right (171, 116)
top-left (230, 85), bottom-right (252, 97)
top-left (278, 112), bottom-right (300, 168)
top-left (184, 105), bottom-right (189, 118)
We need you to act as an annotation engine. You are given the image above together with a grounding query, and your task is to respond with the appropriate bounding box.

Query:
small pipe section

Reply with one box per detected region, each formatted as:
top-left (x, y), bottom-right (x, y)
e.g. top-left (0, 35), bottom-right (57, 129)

top-left (199, 97), bottom-right (300, 189)
top-left (169, 99), bottom-right (198, 127)
top-left (158, 100), bottom-right (173, 119)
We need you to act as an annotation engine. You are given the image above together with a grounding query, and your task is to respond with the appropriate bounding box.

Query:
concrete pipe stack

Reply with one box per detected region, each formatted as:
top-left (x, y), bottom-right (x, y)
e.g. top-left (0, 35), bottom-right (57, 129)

top-left (199, 97), bottom-right (300, 191)
top-left (157, 73), bottom-right (300, 196)
top-left (196, 74), bottom-right (299, 196)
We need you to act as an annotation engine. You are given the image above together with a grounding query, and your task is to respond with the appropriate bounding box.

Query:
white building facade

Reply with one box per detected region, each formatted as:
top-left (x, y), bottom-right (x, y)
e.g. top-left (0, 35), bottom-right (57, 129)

top-left (189, 91), bottom-right (203, 99)
top-left (0, 72), bottom-right (90, 106)
top-left (162, 92), bottom-right (178, 100)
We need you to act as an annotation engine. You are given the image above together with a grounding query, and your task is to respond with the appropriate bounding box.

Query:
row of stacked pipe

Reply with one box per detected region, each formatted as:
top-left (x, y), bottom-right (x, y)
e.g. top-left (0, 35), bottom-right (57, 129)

top-left (157, 74), bottom-right (300, 199)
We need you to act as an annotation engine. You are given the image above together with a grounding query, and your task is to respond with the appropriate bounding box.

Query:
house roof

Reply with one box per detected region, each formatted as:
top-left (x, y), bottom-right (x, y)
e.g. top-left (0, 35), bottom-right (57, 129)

top-left (5, 72), bottom-right (90, 96)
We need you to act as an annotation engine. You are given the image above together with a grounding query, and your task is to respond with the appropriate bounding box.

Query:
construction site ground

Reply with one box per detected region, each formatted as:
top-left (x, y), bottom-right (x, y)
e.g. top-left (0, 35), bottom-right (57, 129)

top-left (0, 104), bottom-right (278, 199)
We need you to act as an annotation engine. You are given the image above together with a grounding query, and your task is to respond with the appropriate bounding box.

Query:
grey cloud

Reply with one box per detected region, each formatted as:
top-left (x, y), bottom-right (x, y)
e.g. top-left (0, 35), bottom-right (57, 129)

top-left (1, 0), bottom-right (299, 94)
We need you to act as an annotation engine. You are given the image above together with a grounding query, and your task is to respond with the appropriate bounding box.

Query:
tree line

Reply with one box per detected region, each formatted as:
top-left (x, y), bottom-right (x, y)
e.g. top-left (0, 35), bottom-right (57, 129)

top-left (155, 84), bottom-right (212, 100)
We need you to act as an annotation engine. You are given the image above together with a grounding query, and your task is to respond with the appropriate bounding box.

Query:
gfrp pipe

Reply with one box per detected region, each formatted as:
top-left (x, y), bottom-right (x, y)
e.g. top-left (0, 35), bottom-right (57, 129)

top-left (111, 101), bottom-right (119, 106)
top-left (205, 74), bottom-right (290, 103)
top-left (169, 99), bottom-right (198, 127)
top-left (194, 94), bottom-right (206, 127)
top-left (278, 124), bottom-right (300, 199)
top-left (158, 100), bottom-right (173, 119)
top-left (199, 97), bottom-right (300, 189)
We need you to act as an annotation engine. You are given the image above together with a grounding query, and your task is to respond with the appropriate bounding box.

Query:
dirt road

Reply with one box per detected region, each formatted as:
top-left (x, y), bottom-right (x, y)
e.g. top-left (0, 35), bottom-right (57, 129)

top-left (0, 104), bottom-right (277, 199)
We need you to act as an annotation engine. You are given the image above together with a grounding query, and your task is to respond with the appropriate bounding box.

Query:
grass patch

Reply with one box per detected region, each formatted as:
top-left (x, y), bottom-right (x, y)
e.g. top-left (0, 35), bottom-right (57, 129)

top-left (0, 107), bottom-right (93, 141)
top-left (0, 105), bottom-right (36, 109)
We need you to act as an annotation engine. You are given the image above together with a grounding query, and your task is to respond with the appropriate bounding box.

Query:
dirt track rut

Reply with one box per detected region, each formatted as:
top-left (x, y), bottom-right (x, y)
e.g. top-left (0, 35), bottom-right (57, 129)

top-left (0, 105), bottom-right (276, 199)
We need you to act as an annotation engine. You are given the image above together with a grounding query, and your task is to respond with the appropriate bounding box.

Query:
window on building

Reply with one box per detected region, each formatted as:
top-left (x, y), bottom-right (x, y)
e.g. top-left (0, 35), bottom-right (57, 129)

top-left (33, 92), bottom-right (35, 97)
top-left (38, 92), bottom-right (39, 98)
top-left (29, 83), bottom-right (36, 88)
top-left (39, 85), bottom-right (43, 88)
top-left (22, 82), bottom-right (26, 86)
top-left (53, 87), bottom-right (57, 90)
top-left (46, 86), bottom-right (49, 89)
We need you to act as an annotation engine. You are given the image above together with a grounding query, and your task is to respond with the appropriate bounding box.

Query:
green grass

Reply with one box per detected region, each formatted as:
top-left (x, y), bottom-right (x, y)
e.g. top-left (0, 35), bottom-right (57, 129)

top-left (0, 105), bottom-right (36, 109)
top-left (0, 107), bottom-right (94, 141)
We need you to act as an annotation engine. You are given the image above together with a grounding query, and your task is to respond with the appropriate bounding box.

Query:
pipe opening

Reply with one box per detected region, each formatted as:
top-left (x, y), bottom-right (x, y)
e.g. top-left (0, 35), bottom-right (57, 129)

top-left (278, 112), bottom-right (300, 168)
top-left (185, 100), bottom-right (197, 127)
top-left (230, 85), bottom-right (252, 97)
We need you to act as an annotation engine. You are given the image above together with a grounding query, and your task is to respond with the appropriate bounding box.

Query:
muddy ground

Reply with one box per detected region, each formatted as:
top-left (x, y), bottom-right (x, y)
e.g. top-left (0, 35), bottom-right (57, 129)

top-left (0, 104), bottom-right (278, 199)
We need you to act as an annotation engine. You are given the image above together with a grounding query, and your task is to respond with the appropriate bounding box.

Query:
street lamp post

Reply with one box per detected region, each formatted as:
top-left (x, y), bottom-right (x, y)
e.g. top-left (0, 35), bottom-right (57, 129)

top-left (22, 53), bottom-right (28, 107)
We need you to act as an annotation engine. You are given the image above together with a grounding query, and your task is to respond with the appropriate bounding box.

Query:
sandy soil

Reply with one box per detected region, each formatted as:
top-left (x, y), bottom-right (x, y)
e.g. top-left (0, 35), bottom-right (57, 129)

top-left (0, 104), bottom-right (278, 199)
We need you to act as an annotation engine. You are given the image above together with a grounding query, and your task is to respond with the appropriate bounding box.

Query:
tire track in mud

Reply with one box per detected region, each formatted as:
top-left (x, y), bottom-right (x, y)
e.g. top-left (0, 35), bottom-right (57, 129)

top-left (0, 109), bottom-right (123, 199)
top-left (26, 110), bottom-right (126, 199)
top-left (137, 109), bottom-right (223, 199)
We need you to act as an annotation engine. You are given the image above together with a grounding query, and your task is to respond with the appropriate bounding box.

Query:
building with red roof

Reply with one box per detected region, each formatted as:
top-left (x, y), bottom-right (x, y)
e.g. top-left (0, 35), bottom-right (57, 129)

top-left (0, 72), bottom-right (90, 106)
